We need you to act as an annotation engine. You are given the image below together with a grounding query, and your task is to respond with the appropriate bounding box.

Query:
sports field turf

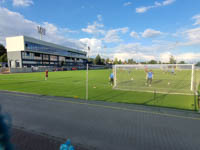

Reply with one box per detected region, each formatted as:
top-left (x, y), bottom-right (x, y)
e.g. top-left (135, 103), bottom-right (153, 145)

top-left (116, 69), bottom-right (194, 94)
top-left (0, 69), bottom-right (199, 110)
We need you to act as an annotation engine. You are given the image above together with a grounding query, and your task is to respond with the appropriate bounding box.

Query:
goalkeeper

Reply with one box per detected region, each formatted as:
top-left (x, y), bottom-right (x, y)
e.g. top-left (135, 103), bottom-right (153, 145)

top-left (146, 70), bottom-right (153, 87)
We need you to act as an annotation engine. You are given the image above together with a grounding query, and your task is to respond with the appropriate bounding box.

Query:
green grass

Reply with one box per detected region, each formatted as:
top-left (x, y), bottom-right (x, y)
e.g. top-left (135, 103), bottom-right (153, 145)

top-left (0, 69), bottom-right (198, 110)
top-left (116, 69), bottom-right (193, 94)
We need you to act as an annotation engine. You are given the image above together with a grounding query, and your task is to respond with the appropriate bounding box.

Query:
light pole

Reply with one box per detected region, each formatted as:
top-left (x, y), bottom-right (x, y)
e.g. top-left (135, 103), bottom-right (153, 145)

top-left (37, 26), bottom-right (46, 40)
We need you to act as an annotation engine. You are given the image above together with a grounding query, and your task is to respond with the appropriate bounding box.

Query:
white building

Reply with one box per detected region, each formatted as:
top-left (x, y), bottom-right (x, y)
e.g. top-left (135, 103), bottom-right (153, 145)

top-left (6, 35), bottom-right (87, 68)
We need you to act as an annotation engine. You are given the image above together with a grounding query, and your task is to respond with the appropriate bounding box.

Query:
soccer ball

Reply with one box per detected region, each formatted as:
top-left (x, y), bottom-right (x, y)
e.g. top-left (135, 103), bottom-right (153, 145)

top-left (168, 82), bottom-right (170, 85)
top-left (131, 78), bottom-right (134, 81)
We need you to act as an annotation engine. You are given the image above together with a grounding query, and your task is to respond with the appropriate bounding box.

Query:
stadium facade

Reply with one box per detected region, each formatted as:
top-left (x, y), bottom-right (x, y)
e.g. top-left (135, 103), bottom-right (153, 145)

top-left (6, 36), bottom-right (87, 68)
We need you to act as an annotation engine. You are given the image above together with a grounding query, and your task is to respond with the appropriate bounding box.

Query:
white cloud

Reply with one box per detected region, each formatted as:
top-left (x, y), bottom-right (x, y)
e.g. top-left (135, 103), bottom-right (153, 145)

top-left (113, 52), bottom-right (155, 61)
top-left (174, 27), bottom-right (200, 47)
top-left (154, 1), bottom-right (162, 7)
top-left (124, 2), bottom-right (132, 6)
top-left (13, 0), bottom-right (33, 7)
top-left (176, 53), bottom-right (200, 62)
top-left (0, 7), bottom-right (83, 49)
top-left (79, 28), bottom-right (199, 63)
top-left (110, 43), bottom-right (200, 63)
top-left (130, 31), bottom-right (139, 39)
top-left (192, 14), bottom-right (200, 26)
top-left (80, 38), bottom-right (103, 56)
top-left (136, 0), bottom-right (176, 13)
top-left (142, 29), bottom-right (162, 38)
top-left (159, 52), bottom-right (172, 62)
top-left (82, 21), bottom-right (105, 35)
top-left (104, 27), bottom-right (129, 43)
top-left (185, 28), bottom-right (200, 41)
top-left (109, 42), bottom-right (159, 61)
top-left (136, 6), bottom-right (152, 13)
top-left (159, 52), bottom-right (200, 63)
top-left (108, 40), bottom-right (185, 62)
top-left (163, 0), bottom-right (175, 6)
top-left (97, 14), bottom-right (102, 21)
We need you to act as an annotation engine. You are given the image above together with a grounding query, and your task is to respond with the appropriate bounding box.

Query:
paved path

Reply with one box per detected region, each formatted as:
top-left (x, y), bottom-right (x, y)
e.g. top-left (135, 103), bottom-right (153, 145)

top-left (1, 90), bottom-right (200, 150)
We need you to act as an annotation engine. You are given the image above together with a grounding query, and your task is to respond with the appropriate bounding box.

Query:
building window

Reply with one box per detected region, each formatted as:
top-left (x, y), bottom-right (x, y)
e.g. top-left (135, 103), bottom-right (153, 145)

top-left (24, 41), bottom-right (86, 58)
top-left (34, 53), bottom-right (40, 57)
top-left (43, 54), bottom-right (49, 61)
top-left (50, 55), bottom-right (58, 61)
top-left (59, 56), bottom-right (65, 62)
top-left (16, 61), bottom-right (20, 68)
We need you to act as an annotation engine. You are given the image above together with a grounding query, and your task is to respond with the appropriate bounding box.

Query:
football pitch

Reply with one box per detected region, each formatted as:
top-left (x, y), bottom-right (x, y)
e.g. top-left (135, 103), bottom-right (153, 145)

top-left (116, 68), bottom-right (195, 94)
top-left (0, 69), bottom-right (199, 110)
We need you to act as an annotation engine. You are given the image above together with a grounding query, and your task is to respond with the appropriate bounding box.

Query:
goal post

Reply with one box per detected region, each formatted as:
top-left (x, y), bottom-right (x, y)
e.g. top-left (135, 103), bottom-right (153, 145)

top-left (191, 64), bottom-right (195, 91)
top-left (114, 65), bottom-right (117, 87)
top-left (113, 64), bottom-right (196, 95)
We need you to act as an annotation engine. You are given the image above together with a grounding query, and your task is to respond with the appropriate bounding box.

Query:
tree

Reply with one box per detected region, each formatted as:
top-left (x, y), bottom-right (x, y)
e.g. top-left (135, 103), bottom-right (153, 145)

top-left (118, 59), bottom-right (122, 64)
top-left (94, 54), bottom-right (102, 65)
top-left (88, 58), bottom-right (94, 64)
top-left (141, 62), bottom-right (147, 64)
top-left (179, 61), bottom-right (185, 64)
top-left (114, 58), bottom-right (118, 64)
top-left (148, 60), bottom-right (157, 64)
top-left (169, 55), bottom-right (176, 64)
top-left (106, 58), bottom-right (110, 64)
top-left (127, 59), bottom-right (136, 64)
top-left (196, 62), bottom-right (200, 67)
top-left (0, 44), bottom-right (6, 56)
top-left (101, 58), bottom-right (105, 65)
top-left (0, 44), bottom-right (7, 62)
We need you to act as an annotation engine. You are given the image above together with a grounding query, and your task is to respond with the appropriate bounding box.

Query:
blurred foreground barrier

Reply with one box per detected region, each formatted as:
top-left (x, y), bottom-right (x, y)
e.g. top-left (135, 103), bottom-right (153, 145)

top-left (60, 139), bottom-right (75, 150)
top-left (0, 105), bottom-right (13, 150)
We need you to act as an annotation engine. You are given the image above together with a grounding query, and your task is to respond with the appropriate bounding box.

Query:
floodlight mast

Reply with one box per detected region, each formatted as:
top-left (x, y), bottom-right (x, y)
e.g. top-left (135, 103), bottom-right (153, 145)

top-left (37, 26), bottom-right (46, 40)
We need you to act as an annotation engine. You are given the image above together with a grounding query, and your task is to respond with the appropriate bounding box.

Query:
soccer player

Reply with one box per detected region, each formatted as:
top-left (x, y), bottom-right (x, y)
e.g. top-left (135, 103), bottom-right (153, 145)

top-left (128, 69), bottom-right (131, 75)
top-left (45, 69), bottom-right (48, 80)
top-left (171, 66), bottom-right (176, 75)
top-left (146, 70), bottom-right (153, 87)
top-left (109, 72), bottom-right (114, 86)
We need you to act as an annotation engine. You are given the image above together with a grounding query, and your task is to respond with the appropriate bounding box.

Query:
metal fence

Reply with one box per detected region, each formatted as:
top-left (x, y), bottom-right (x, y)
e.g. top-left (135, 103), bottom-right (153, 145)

top-left (0, 64), bottom-right (111, 73)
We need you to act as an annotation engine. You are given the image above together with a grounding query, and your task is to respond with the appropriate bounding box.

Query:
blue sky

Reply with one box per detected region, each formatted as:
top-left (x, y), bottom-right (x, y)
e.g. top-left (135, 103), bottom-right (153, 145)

top-left (0, 0), bottom-right (200, 62)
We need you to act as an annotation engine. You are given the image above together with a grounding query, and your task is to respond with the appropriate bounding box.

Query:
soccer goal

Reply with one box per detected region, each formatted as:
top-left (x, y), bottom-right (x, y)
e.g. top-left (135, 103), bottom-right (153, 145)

top-left (113, 64), bottom-right (198, 95)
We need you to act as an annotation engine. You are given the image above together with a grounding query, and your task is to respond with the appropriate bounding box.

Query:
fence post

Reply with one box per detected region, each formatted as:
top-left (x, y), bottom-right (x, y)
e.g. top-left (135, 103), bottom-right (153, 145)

top-left (86, 63), bottom-right (88, 101)
top-left (194, 92), bottom-right (197, 111)
top-left (198, 91), bottom-right (200, 112)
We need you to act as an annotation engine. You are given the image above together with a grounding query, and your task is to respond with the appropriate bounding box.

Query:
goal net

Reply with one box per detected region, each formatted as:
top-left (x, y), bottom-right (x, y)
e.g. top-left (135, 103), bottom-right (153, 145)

top-left (113, 64), bottom-right (197, 95)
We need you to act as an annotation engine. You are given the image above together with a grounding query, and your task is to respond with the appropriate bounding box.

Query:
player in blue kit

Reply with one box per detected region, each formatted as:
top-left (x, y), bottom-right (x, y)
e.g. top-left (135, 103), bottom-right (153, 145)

top-left (109, 72), bottom-right (114, 86)
top-left (146, 70), bottom-right (153, 87)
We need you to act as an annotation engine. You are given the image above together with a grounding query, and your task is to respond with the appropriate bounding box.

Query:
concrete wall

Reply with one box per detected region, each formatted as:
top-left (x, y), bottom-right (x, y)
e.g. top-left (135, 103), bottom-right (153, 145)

top-left (6, 36), bottom-right (25, 51)
top-left (7, 51), bottom-right (22, 68)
